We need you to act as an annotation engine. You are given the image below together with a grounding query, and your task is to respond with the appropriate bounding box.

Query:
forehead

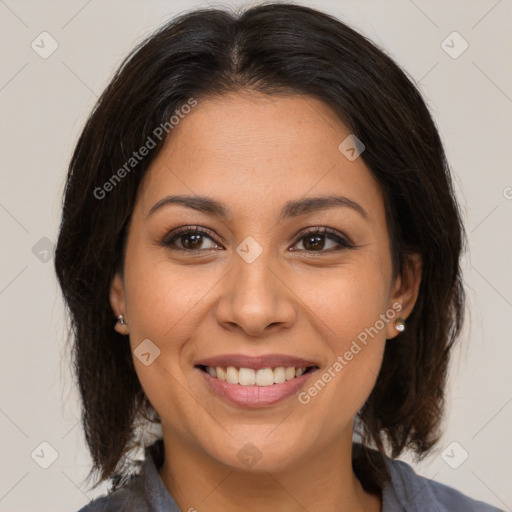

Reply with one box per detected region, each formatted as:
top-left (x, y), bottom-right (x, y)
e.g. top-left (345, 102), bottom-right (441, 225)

top-left (136, 91), bottom-right (384, 223)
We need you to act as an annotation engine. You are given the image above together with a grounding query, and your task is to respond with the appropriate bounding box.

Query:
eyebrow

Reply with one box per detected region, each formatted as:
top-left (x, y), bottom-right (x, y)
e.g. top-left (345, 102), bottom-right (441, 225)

top-left (147, 194), bottom-right (367, 221)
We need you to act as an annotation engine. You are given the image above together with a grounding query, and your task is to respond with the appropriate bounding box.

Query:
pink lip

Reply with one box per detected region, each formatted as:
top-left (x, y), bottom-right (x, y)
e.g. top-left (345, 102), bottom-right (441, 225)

top-left (194, 353), bottom-right (318, 370)
top-left (197, 367), bottom-right (318, 408)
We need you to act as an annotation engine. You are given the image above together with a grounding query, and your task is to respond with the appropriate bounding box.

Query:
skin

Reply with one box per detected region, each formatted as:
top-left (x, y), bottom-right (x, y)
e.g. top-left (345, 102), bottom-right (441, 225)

top-left (110, 91), bottom-right (422, 512)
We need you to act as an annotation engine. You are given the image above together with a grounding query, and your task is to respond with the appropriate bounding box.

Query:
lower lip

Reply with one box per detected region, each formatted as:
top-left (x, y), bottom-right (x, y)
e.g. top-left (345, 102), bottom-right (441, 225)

top-left (197, 368), bottom-right (317, 407)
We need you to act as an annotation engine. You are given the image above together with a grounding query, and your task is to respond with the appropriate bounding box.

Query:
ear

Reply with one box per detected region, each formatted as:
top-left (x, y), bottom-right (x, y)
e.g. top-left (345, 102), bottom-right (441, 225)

top-left (110, 271), bottom-right (129, 335)
top-left (386, 253), bottom-right (422, 340)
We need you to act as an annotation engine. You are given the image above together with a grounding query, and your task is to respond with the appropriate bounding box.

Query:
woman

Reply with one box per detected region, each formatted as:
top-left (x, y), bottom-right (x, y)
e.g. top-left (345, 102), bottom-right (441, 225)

top-left (54, 3), bottom-right (502, 511)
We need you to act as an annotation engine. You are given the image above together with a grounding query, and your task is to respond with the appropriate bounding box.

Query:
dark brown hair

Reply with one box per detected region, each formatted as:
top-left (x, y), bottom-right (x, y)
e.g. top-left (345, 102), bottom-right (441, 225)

top-left (54, 2), bottom-right (465, 492)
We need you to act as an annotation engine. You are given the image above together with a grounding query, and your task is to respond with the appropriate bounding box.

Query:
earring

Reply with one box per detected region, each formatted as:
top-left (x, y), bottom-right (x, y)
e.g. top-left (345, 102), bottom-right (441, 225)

top-left (393, 317), bottom-right (405, 332)
top-left (117, 314), bottom-right (127, 326)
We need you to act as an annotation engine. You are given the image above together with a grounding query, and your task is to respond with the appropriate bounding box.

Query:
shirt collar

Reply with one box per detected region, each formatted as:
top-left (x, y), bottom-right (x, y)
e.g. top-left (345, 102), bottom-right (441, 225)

top-left (141, 439), bottom-right (182, 511)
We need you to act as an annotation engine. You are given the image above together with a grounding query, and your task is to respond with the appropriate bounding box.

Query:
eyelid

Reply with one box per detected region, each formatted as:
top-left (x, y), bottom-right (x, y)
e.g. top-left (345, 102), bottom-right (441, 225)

top-left (161, 225), bottom-right (222, 248)
top-left (291, 226), bottom-right (354, 250)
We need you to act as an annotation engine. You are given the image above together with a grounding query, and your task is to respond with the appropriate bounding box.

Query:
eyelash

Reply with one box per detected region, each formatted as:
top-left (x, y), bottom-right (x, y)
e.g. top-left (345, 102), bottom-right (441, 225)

top-left (161, 226), bottom-right (353, 254)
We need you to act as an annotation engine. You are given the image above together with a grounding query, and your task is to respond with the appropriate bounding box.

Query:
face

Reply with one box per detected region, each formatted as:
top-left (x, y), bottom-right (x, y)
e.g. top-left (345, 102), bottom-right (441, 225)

top-left (110, 91), bottom-right (420, 472)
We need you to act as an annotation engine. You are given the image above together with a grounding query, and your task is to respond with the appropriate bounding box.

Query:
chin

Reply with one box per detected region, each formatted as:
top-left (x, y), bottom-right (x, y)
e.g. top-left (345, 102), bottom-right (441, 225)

top-left (201, 429), bottom-right (309, 473)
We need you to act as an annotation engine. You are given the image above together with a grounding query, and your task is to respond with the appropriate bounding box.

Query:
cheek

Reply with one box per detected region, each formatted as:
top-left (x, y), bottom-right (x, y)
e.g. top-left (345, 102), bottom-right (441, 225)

top-left (291, 260), bottom-right (390, 412)
top-left (121, 251), bottom-right (216, 432)
top-left (123, 251), bottom-right (216, 343)
top-left (296, 259), bottom-right (391, 344)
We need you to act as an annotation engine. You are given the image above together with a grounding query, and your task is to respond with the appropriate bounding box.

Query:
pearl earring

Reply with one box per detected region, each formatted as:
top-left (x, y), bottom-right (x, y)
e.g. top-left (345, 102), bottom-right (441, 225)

top-left (393, 317), bottom-right (405, 332)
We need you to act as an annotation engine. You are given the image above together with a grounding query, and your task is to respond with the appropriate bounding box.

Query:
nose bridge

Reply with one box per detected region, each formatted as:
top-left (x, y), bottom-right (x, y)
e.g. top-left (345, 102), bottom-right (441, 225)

top-left (232, 221), bottom-right (278, 285)
top-left (233, 240), bottom-right (280, 308)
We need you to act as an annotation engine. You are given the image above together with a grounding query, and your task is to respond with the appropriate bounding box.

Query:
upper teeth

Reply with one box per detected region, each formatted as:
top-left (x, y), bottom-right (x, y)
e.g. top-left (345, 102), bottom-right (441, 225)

top-left (205, 366), bottom-right (307, 386)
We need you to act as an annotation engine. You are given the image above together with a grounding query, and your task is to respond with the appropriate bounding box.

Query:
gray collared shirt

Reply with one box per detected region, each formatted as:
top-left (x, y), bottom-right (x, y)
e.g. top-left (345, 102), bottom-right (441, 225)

top-left (77, 441), bottom-right (503, 511)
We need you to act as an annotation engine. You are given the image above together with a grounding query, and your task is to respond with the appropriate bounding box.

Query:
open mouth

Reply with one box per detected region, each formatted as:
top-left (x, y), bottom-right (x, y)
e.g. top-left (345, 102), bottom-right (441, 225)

top-left (196, 364), bottom-right (319, 386)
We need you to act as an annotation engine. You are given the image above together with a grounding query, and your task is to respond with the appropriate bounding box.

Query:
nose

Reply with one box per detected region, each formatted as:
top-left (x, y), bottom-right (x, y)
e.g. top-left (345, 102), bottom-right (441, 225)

top-left (214, 250), bottom-right (297, 338)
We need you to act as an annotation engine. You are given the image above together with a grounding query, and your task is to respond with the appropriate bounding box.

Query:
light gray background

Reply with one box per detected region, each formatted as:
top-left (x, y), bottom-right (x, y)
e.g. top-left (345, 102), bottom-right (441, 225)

top-left (1, 0), bottom-right (511, 511)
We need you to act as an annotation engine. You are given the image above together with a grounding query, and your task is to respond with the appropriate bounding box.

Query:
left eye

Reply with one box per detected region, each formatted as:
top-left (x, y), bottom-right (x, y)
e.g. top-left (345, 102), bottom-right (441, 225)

top-left (290, 228), bottom-right (352, 252)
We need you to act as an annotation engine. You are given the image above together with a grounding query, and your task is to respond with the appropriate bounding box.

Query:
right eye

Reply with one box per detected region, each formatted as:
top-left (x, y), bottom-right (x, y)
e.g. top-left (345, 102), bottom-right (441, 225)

top-left (161, 226), bottom-right (224, 252)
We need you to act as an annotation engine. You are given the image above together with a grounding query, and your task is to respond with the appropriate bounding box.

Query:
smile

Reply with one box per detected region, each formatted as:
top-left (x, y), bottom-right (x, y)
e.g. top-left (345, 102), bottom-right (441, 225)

top-left (197, 365), bottom-right (318, 386)
top-left (195, 362), bottom-right (320, 407)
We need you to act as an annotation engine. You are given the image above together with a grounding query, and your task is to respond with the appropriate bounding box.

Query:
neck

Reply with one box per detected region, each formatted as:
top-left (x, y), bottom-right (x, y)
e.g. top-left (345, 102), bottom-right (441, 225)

top-left (158, 425), bottom-right (382, 512)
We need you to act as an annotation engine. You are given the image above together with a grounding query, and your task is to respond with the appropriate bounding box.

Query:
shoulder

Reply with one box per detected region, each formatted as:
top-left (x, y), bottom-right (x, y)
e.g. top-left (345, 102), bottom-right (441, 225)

top-left (74, 439), bottom-right (180, 512)
top-left (383, 457), bottom-right (504, 512)
top-left (75, 474), bottom-right (149, 512)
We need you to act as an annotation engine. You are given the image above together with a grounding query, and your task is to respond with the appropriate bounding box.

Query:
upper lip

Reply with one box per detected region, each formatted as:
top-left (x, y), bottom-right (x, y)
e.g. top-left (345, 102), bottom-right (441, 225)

top-left (194, 353), bottom-right (319, 370)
